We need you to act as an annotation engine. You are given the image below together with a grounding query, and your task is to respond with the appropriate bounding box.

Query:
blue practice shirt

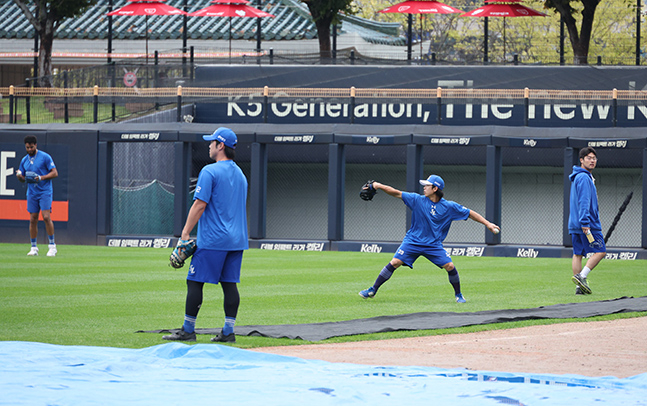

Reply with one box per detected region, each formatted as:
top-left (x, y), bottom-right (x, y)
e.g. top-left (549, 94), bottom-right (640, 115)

top-left (19, 150), bottom-right (56, 198)
top-left (401, 192), bottom-right (470, 247)
top-left (194, 160), bottom-right (249, 251)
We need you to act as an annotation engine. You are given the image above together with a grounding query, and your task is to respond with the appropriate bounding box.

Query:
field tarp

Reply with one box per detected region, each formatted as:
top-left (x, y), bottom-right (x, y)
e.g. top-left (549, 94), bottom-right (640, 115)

top-left (1, 341), bottom-right (645, 405)
top-left (143, 296), bottom-right (647, 341)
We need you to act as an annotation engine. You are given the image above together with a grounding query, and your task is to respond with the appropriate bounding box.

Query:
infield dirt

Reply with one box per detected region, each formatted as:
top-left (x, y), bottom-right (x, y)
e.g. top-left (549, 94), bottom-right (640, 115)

top-left (252, 317), bottom-right (647, 378)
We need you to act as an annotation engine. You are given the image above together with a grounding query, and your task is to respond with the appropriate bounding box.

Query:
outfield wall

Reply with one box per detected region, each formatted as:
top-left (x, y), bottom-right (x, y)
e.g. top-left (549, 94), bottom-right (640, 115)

top-left (1, 123), bottom-right (646, 259)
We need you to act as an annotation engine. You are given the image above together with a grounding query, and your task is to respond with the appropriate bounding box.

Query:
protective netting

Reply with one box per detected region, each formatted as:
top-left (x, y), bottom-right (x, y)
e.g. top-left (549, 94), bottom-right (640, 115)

top-left (112, 180), bottom-right (174, 235)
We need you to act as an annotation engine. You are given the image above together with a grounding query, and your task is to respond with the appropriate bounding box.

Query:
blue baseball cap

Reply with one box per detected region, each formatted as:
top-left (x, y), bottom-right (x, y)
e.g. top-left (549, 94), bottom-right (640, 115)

top-left (419, 174), bottom-right (445, 190)
top-left (203, 127), bottom-right (237, 149)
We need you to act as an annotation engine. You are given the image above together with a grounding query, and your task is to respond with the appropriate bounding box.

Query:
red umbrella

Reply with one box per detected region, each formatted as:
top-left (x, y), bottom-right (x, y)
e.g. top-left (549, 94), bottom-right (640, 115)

top-left (189, 0), bottom-right (275, 62)
top-left (460, 0), bottom-right (547, 62)
top-left (107, 0), bottom-right (187, 63)
top-left (379, 1), bottom-right (464, 61)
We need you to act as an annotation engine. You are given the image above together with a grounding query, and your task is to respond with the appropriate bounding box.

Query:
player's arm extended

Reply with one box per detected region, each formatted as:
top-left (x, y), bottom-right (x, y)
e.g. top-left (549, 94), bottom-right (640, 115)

top-left (372, 182), bottom-right (402, 199)
top-left (468, 210), bottom-right (500, 234)
top-left (181, 198), bottom-right (207, 240)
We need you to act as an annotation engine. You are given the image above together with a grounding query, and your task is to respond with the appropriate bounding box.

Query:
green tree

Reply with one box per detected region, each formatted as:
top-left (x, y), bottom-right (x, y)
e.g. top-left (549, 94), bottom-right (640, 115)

top-left (301, 0), bottom-right (356, 58)
top-left (544, 0), bottom-right (602, 64)
top-left (12, 0), bottom-right (97, 86)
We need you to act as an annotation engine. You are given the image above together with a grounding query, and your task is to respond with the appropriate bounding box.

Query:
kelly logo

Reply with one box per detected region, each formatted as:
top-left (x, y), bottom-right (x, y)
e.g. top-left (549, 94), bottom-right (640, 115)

top-left (360, 244), bottom-right (383, 253)
top-left (517, 248), bottom-right (539, 258)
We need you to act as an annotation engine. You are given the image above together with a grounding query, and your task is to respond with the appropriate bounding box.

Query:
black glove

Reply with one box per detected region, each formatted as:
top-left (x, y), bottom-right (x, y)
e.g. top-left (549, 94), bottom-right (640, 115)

top-left (359, 180), bottom-right (377, 201)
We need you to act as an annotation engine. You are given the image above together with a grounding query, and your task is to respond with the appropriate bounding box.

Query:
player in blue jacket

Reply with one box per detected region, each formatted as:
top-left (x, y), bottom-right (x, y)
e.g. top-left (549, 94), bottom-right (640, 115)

top-left (163, 127), bottom-right (249, 343)
top-left (16, 135), bottom-right (58, 257)
top-left (568, 147), bottom-right (605, 295)
top-left (359, 175), bottom-right (500, 303)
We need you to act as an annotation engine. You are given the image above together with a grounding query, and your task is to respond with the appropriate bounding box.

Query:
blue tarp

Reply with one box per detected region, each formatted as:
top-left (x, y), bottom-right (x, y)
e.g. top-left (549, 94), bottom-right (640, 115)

top-left (1, 341), bottom-right (646, 405)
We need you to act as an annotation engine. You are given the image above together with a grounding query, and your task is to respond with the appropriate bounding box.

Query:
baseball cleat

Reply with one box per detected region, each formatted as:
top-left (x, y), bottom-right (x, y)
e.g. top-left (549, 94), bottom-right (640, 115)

top-left (27, 247), bottom-right (39, 256)
top-left (211, 332), bottom-right (235, 343)
top-left (162, 328), bottom-right (196, 342)
top-left (455, 293), bottom-right (467, 303)
top-left (575, 286), bottom-right (584, 295)
top-left (47, 244), bottom-right (57, 257)
top-left (572, 274), bottom-right (592, 294)
top-left (358, 287), bottom-right (376, 299)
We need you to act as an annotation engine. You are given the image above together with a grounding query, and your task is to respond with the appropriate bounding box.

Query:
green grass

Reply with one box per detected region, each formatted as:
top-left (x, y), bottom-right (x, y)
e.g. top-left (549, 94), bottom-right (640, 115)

top-left (1, 243), bottom-right (645, 349)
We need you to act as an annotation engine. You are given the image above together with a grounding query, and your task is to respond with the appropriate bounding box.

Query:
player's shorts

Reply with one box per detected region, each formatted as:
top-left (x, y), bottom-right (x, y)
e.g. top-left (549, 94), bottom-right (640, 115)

top-left (393, 242), bottom-right (452, 269)
top-left (27, 194), bottom-right (52, 214)
top-left (187, 248), bottom-right (243, 285)
top-left (571, 232), bottom-right (606, 256)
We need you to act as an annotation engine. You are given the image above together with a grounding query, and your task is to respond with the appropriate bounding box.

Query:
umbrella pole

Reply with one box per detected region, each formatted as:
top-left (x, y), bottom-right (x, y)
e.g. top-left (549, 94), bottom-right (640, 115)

top-left (146, 16), bottom-right (149, 65)
top-left (229, 16), bottom-right (232, 64)
top-left (503, 18), bottom-right (506, 63)
top-left (420, 14), bottom-right (423, 60)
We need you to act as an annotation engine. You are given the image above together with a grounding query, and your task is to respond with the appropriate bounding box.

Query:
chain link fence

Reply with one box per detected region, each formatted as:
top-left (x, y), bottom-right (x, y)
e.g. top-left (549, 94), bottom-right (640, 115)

top-left (265, 144), bottom-right (329, 240)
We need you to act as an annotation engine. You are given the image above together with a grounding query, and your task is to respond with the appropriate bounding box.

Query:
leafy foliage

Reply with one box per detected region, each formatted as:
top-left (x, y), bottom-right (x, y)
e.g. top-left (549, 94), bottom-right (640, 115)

top-left (12, 0), bottom-right (98, 85)
top-left (354, 0), bottom-right (644, 65)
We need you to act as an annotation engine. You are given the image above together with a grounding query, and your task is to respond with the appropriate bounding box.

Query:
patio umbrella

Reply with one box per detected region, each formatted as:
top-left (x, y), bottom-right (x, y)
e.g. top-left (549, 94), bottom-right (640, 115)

top-left (379, 0), bottom-right (464, 61)
top-left (460, 0), bottom-right (547, 63)
top-left (107, 0), bottom-right (187, 64)
top-left (189, 0), bottom-right (275, 63)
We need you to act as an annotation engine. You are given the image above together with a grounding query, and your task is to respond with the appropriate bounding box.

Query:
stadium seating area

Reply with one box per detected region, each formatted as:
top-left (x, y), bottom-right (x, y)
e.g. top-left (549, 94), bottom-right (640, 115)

top-left (0, 0), bottom-right (403, 45)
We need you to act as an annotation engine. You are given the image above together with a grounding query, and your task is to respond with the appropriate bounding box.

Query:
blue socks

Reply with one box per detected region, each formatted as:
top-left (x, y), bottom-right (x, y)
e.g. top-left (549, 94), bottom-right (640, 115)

top-left (373, 263), bottom-right (396, 292)
top-left (182, 316), bottom-right (236, 336)
top-left (30, 238), bottom-right (37, 247)
top-left (223, 317), bottom-right (236, 336)
top-left (183, 314), bottom-right (197, 334)
top-left (447, 268), bottom-right (461, 295)
top-left (48, 235), bottom-right (55, 245)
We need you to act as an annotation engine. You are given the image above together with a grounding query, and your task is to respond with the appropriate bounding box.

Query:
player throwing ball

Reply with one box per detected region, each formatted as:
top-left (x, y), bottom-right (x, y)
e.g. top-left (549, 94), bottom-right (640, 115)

top-left (358, 175), bottom-right (500, 303)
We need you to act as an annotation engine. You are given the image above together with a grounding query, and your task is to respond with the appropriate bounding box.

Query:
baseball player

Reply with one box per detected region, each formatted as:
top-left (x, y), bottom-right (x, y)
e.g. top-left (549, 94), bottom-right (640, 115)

top-left (569, 147), bottom-right (605, 295)
top-left (163, 127), bottom-right (249, 343)
top-left (16, 135), bottom-right (58, 257)
top-left (359, 175), bottom-right (500, 303)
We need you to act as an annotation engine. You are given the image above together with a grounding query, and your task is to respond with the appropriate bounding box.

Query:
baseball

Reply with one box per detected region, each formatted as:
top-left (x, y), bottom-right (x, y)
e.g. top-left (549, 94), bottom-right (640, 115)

top-left (16, 170), bottom-right (21, 176)
top-left (493, 228), bottom-right (500, 234)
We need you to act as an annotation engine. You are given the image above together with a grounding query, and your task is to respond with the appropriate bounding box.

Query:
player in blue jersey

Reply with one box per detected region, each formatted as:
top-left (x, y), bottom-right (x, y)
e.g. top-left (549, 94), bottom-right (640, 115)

top-left (16, 135), bottom-right (58, 257)
top-left (569, 147), bottom-right (605, 295)
top-left (163, 128), bottom-right (249, 343)
top-left (359, 175), bottom-right (500, 303)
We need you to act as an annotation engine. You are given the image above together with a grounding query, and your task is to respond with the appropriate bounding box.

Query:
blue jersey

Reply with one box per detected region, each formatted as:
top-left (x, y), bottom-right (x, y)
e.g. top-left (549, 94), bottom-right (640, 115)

top-left (401, 192), bottom-right (470, 247)
top-left (19, 150), bottom-right (56, 198)
top-left (194, 160), bottom-right (249, 251)
top-left (568, 165), bottom-right (602, 234)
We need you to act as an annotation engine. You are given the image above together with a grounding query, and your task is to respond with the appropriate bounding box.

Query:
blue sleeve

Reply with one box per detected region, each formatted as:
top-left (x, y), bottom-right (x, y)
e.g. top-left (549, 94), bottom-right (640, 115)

top-left (451, 201), bottom-right (471, 221)
top-left (194, 168), bottom-right (213, 204)
top-left (574, 176), bottom-right (593, 227)
top-left (19, 156), bottom-right (26, 174)
top-left (45, 153), bottom-right (56, 171)
top-left (401, 192), bottom-right (416, 210)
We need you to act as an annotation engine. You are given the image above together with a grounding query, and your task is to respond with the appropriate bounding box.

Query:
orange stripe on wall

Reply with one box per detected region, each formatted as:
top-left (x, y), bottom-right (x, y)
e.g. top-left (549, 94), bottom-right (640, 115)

top-left (0, 200), bottom-right (69, 221)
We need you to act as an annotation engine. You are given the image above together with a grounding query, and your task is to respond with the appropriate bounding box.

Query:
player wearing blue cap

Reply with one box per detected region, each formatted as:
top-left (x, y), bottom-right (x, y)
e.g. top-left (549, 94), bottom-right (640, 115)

top-left (359, 175), bottom-right (500, 303)
top-left (16, 135), bottom-right (58, 257)
top-left (164, 127), bottom-right (249, 343)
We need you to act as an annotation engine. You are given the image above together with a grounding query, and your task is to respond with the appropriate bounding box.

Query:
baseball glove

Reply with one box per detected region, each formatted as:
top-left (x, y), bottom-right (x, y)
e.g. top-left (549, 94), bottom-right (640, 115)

top-left (359, 180), bottom-right (377, 201)
top-left (169, 239), bottom-right (197, 269)
top-left (24, 171), bottom-right (40, 184)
